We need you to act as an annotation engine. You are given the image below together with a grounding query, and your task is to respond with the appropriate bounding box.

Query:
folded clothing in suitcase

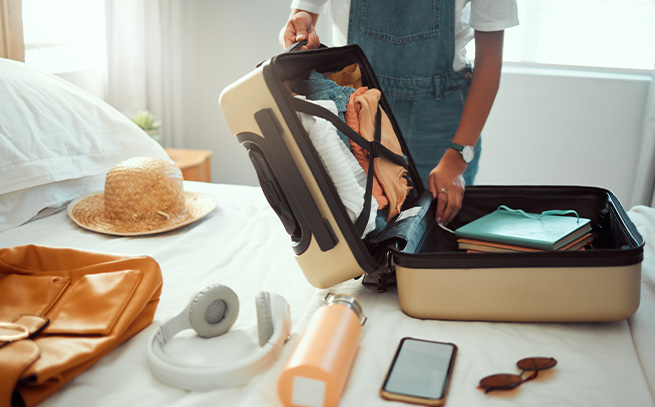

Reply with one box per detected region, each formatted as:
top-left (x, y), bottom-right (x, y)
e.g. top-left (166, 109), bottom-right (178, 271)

top-left (219, 43), bottom-right (644, 322)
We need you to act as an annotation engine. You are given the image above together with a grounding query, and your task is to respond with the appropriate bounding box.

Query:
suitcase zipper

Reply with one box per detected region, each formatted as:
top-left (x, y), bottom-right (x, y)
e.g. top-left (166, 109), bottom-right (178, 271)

top-left (362, 247), bottom-right (397, 293)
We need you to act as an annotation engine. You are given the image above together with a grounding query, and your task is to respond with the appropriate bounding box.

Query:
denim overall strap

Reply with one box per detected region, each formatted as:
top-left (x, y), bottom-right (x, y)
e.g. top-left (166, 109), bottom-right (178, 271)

top-left (348, 0), bottom-right (480, 186)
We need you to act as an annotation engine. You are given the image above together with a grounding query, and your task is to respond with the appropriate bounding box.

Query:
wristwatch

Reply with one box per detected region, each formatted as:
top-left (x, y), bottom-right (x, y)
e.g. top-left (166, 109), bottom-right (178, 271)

top-left (448, 142), bottom-right (475, 164)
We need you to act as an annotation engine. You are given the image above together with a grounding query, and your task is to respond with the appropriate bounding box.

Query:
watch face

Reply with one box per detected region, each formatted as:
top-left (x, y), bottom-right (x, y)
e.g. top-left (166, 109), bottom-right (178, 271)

top-left (461, 146), bottom-right (474, 163)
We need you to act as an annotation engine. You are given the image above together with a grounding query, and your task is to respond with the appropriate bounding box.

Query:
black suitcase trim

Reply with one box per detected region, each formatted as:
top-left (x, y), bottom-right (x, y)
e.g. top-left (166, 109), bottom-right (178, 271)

top-left (392, 185), bottom-right (644, 269)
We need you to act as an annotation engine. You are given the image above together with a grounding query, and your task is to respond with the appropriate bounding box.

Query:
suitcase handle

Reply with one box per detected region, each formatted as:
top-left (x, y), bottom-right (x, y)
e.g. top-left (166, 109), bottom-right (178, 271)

top-left (284, 39), bottom-right (328, 53)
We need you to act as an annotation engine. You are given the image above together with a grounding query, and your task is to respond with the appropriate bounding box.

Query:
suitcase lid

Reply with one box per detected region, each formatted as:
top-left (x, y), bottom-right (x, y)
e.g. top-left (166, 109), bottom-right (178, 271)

top-left (256, 43), bottom-right (425, 279)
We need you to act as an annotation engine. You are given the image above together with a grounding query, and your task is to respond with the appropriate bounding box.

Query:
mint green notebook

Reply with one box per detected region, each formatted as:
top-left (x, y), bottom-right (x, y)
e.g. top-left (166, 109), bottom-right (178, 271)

top-left (455, 206), bottom-right (592, 250)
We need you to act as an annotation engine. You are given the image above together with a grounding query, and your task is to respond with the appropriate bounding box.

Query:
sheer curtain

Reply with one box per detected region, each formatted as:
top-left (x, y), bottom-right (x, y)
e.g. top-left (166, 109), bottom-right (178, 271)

top-left (631, 69), bottom-right (655, 207)
top-left (0, 0), bottom-right (24, 61)
top-left (105, 0), bottom-right (185, 147)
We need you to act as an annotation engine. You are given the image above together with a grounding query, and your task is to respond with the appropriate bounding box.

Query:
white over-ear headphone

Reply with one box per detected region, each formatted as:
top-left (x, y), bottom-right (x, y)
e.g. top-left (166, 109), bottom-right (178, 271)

top-left (146, 284), bottom-right (291, 390)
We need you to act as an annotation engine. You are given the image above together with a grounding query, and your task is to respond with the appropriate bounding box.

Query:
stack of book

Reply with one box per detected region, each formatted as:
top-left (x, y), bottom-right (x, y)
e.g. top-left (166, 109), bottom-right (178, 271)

top-left (455, 207), bottom-right (593, 253)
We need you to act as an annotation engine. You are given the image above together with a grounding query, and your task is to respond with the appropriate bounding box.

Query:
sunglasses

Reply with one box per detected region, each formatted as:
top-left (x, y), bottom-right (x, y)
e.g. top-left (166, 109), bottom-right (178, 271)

top-left (479, 357), bottom-right (557, 393)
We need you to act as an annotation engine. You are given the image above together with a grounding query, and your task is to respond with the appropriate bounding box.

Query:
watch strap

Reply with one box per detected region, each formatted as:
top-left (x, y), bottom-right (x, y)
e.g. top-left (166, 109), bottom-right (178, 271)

top-left (448, 142), bottom-right (464, 152)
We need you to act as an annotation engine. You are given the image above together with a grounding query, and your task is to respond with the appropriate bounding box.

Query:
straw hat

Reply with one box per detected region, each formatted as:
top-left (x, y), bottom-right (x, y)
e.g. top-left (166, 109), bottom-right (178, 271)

top-left (67, 157), bottom-right (217, 236)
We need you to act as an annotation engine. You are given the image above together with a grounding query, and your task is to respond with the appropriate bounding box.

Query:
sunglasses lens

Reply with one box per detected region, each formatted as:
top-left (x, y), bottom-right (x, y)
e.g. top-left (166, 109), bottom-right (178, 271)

top-left (480, 373), bottom-right (523, 391)
top-left (516, 357), bottom-right (557, 371)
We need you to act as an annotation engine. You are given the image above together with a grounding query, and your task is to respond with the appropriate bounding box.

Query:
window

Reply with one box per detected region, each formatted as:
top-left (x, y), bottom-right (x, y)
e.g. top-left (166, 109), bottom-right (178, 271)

top-left (470, 0), bottom-right (655, 73)
top-left (22, 0), bottom-right (106, 73)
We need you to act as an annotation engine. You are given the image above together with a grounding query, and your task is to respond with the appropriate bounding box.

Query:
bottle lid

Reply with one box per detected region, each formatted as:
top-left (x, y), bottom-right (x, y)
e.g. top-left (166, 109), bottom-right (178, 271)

top-left (323, 293), bottom-right (367, 326)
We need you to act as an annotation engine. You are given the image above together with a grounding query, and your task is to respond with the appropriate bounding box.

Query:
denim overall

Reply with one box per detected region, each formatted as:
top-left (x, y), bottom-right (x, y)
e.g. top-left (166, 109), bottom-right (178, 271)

top-left (347, 0), bottom-right (480, 187)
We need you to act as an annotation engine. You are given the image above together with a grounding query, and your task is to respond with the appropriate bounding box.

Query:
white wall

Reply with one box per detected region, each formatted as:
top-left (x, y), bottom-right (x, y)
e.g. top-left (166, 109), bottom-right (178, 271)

top-left (173, 1), bottom-right (650, 210)
top-left (171, 0), bottom-right (293, 187)
top-left (477, 67), bottom-right (650, 209)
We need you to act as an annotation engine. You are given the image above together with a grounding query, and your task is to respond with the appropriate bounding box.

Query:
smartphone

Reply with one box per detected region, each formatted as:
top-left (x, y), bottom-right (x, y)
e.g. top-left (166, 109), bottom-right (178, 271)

top-left (380, 337), bottom-right (457, 406)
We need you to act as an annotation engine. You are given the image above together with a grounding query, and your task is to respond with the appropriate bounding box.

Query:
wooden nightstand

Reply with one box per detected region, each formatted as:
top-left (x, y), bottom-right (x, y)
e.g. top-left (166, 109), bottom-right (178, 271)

top-left (164, 148), bottom-right (213, 182)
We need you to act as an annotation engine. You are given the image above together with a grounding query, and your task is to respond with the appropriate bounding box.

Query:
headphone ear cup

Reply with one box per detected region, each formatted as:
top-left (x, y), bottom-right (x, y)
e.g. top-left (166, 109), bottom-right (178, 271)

top-left (255, 292), bottom-right (274, 347)
top-left (188, 284), bottom-right (239, 338)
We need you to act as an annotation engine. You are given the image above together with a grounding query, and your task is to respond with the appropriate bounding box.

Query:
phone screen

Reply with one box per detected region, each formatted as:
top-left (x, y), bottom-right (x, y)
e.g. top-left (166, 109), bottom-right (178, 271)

top-left (381, 337), bottom-right (457, 402)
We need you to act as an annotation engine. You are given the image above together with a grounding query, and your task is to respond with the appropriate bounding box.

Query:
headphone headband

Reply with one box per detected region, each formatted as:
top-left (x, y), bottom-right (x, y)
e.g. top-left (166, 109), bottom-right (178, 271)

top-left (146, 285), bottom-right (291, 390)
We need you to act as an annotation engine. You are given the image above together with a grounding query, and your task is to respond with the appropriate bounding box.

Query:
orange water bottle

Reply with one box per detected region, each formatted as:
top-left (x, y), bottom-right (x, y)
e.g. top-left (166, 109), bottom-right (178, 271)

top-left (278, 293), bottom-right (367, 407)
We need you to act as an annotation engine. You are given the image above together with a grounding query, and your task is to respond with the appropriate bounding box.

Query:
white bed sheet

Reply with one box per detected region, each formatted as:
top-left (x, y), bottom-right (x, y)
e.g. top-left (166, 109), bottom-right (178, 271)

top-left (1, 182), bottom-right (653, 407)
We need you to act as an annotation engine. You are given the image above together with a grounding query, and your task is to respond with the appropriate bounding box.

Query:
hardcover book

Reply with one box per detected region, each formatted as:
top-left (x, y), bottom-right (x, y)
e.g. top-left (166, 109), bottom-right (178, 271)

top-left (457, 233), bottom-right (593, 253)
top-left (455, 206), bottom-right (592, 251)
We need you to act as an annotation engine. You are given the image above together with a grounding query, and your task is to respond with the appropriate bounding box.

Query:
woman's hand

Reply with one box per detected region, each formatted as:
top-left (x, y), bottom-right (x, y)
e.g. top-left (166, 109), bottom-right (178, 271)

top-left (428, 149), bottom-right (467, 225)
top-left (279, 10), bottom-right (321, 50)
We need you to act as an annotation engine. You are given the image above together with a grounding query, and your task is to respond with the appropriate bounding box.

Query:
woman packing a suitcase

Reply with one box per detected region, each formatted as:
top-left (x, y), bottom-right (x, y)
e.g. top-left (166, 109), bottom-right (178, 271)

top-left (280, 0), bottom-right (518, 225)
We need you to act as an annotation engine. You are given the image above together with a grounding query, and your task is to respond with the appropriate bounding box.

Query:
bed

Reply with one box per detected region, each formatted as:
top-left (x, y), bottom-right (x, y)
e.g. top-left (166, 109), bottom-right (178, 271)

top-left (1, 57), bottom-right (654, 407)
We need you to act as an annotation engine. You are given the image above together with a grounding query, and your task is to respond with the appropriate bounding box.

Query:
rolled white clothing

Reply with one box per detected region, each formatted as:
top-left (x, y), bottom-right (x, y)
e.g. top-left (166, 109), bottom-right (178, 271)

top-left (295, 96), bottom-right (378, 238)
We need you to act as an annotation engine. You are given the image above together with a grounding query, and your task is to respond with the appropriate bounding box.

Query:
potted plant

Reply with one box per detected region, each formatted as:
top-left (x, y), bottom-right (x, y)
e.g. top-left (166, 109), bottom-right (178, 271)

top-left (132, 110), bottom-right (161, 143)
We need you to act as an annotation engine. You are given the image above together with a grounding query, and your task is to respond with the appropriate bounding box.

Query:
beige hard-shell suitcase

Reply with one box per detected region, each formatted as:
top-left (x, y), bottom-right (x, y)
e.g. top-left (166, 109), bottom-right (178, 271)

top-left (219, 43), bottom-right (643, 322)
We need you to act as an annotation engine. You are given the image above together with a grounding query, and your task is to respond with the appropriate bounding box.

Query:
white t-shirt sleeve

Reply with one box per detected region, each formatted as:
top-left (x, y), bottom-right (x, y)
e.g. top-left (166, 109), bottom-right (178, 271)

top-left (469, 0), bottom-right (519, 32)
top-left (289, 0), bottom-right (329, 14)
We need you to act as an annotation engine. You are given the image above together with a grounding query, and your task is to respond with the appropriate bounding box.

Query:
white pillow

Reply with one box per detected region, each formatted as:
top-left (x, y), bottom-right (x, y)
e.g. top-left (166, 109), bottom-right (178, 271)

top-left (0, 57), bottom-right (170, 232)
top-left (0, 176), bottom-right (105, 231)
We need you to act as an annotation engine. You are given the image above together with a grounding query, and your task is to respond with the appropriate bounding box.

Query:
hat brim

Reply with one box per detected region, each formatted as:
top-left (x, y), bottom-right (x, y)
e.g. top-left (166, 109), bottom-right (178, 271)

top-left (67, 191), bottom-right (217, 236)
